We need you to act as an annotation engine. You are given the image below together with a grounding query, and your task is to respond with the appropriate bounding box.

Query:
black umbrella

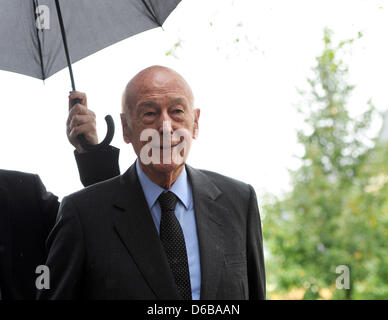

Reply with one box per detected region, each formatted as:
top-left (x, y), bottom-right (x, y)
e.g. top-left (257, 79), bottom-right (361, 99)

top-left (0, 0), bottom-right (182, 151)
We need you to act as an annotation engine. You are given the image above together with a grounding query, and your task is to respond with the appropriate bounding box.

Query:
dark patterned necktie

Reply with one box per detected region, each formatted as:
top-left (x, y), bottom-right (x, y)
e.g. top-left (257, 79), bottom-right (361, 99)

top-left (158, 191), bottom-right (192, 300)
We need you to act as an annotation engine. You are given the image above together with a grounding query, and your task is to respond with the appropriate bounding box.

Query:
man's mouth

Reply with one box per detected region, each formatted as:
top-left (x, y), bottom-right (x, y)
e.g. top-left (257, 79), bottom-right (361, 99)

top-left (159, 142), bottom-right (182, 150)
top-left (148, 142), bottom-right (182, 149)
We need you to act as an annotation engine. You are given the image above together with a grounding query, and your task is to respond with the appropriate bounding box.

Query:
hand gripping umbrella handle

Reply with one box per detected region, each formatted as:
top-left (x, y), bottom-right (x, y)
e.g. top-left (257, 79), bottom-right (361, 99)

top-left (71, 98), bottom-right (115, 152)
top-left (56, 0), bottom-right (114, 152)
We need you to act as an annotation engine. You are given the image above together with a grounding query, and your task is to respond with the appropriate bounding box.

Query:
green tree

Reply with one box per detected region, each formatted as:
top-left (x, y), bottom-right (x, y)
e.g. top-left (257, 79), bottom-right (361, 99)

top-left (263, 28), bottom-right (388, 299)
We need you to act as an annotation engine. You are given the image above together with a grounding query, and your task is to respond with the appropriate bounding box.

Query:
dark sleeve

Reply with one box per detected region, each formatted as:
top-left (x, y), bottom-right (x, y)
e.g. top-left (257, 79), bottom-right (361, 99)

top-left (246, 185), bottom-right (266, 299)
top-left (74, 146), bottom-right (120, 187)
top-left (37, 196), bottom-right (85, 300)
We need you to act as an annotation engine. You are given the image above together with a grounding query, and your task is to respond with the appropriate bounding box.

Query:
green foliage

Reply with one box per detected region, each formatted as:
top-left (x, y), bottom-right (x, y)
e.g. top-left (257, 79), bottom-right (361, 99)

top-left (165, 39), bottom-right (182, 59)
top-left (263, 28), bottom-right (388, 300)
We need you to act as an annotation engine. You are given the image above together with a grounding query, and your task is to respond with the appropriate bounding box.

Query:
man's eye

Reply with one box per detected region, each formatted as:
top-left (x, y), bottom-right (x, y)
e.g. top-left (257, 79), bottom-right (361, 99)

top-left (172, 109), bottom-right (184, 114)
top-left (144, 112), bottom-right (155, 117)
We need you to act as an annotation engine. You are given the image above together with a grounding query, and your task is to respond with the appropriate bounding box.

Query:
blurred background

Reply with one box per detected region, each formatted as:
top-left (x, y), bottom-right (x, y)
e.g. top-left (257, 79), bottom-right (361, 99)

top-left (0, 0), bottom-right (387, 299)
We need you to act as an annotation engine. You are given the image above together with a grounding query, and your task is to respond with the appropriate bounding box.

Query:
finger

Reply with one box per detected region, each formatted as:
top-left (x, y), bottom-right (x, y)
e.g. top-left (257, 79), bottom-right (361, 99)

top-left (68, 103), bottom-right (90, 122)
top-left (68, 128), bottom-right (83, 153)
top-left (69, 114), bottom-right (95, 131)
top-left (67, 107), bottom-right (96, 137)
top-left (68, 91), bottom-right (87, 110)
top-left (67, 104), bottom-right (88, 128)
top-left (69, 91), bottom-right (87, 106)
top-left (70, 123), bottom-right (98, 145)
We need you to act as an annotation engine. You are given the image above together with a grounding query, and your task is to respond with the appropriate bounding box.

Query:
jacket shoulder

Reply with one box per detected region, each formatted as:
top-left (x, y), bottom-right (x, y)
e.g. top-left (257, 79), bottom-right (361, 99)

top-left (191, 167), bottom-right (254, 205)
top-left (0, 169), bottom-right (40, 189)
top-left (195, 168), bottom-right (252, 192)
top-left (64, 174), bottom-right (122, 203)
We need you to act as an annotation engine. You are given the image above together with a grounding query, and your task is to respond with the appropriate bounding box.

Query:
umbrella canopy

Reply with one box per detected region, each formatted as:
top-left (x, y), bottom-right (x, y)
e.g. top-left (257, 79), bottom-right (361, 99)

top-left (0, 0), bottom-right (181, 80)
top-left (0, 0), bottom-right (181, 151)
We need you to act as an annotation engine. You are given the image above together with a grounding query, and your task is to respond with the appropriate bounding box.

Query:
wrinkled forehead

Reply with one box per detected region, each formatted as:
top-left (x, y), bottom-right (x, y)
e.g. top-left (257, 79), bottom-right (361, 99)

top-left (124, 68), bottom-right (194, 111)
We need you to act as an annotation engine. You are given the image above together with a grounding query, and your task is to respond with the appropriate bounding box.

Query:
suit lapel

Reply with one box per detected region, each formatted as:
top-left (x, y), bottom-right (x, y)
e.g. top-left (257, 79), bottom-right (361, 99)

top-left (186, 165), bottom-right (227, 300)
top-left (112, 164), bottom-right (181, 300)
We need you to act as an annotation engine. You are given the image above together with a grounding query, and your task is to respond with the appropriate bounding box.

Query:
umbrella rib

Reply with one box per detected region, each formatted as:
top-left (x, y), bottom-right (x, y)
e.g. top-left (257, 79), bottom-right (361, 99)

top-left (32, 0), bottom-right (46, 80)
top-left (141, 0), bottom-right (162, 27)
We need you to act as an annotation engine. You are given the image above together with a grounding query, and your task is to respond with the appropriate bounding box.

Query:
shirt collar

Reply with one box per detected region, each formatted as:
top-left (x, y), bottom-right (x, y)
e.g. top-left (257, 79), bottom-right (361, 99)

top-left (135, 159), bottom-right (191, 210)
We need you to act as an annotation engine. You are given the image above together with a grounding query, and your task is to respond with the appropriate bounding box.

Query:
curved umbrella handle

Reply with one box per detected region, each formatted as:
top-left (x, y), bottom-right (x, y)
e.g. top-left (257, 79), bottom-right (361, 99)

top-left (71, 98), bottom-right (115, 152)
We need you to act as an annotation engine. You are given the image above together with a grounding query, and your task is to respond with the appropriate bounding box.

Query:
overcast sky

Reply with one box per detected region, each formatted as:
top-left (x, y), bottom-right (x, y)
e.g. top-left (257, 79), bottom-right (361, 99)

top-left (0, 0), bottom-right (387, 200)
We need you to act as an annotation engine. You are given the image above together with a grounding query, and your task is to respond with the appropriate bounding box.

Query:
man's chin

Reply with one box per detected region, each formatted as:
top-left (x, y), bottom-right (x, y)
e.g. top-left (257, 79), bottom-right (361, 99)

top-left (148, 162), bottom-right (184, 173)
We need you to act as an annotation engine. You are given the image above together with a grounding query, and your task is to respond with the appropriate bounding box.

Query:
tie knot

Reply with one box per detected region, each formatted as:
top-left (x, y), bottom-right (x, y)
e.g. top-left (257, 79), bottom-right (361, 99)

top-left (158, 191), bottom-right (178, 213)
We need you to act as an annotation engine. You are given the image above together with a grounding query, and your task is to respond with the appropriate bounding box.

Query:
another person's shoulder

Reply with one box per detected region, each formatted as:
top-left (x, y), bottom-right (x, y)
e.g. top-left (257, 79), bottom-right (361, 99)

top-left (0, 169), bottom-right (40, 187)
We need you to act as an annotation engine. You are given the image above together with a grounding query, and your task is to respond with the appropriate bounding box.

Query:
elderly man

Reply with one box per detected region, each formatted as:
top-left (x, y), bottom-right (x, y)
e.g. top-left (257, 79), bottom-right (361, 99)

top-left (0, 93), bottom-right (119, 300)
top-left (39, 66), bottom-right (265, 300)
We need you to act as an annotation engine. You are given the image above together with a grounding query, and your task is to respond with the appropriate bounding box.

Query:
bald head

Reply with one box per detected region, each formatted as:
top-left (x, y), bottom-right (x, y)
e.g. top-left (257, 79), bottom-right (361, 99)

top-left (122, 65), bottom-right (194, 115)
top-left (120, 65), bottom-right (201, 182)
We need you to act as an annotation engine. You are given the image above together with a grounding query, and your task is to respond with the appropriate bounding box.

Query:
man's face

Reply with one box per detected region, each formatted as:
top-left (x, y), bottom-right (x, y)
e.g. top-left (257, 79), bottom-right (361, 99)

top-left (121, 68), bottom-right (200, 174)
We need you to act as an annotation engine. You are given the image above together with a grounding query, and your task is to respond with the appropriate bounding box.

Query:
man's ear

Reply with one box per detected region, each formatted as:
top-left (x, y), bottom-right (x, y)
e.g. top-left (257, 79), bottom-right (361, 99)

top-left (120, 113), bottom-right (132, 144)
top-left (193, 108), bottom-right (200, 139)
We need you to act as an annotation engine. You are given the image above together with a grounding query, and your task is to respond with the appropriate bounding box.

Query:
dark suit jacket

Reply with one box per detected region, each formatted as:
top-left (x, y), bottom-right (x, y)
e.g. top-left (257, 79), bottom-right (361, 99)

top-left (0, 147), bottom-right (120, 300)
top-left (39, 162), bottom-right (266, 300)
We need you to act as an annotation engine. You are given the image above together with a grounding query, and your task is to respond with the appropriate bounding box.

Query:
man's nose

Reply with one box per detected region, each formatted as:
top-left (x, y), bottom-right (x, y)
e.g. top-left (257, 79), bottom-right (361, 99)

top-left (158, 111), bottom-right (173, 135)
